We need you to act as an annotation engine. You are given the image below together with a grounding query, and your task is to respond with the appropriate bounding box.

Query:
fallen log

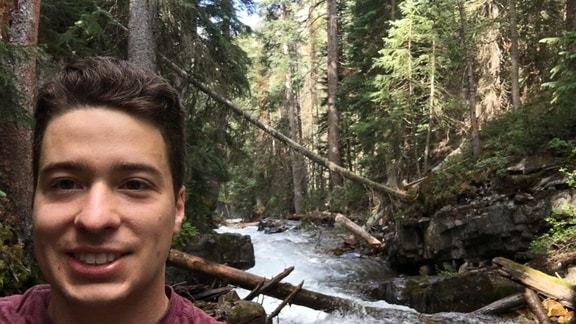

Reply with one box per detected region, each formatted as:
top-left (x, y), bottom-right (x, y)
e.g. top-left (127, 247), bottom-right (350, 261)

top-left (168, 249), bottom-right (504, 323)
top-left (158, 53), bottom-right (408, 198)
top-left (168, 249), bottom-right (362, 313)
top-left (334, 214), bottom-right (382, 247)
top-left (472, 293), bottom-right (525, 315)
top-left (524, 288), bottom-right (551, 324)
top-left (285, 211), bottom-right (336, 222)
top-left (493, 257), bottom-right (576, 308)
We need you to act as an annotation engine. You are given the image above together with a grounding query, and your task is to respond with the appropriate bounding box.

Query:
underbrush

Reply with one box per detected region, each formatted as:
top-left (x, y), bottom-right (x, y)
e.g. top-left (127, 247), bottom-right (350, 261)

top-left (419, 100), bottom-right (576, 211)
top-left (530, 168), bottom-right (576, 255)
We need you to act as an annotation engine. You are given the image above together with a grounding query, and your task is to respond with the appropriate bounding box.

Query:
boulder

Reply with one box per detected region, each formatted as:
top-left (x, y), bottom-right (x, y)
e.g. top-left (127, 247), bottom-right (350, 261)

top-left (217, 291), bottom-right (267, 324)
top-left (369, 270), bottom-right (523, 313)
top-left (388, 165), bottom-right (575, 272)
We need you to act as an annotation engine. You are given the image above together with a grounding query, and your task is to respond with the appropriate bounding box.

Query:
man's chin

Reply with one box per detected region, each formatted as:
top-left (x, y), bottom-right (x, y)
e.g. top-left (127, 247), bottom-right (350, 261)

top-left (60, 282), bottom-right (131, 306)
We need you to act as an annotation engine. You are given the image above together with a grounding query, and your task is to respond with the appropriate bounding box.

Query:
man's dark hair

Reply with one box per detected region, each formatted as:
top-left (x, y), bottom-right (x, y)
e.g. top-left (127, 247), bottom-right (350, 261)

top-left (33, 56), bottom-right (185, 195)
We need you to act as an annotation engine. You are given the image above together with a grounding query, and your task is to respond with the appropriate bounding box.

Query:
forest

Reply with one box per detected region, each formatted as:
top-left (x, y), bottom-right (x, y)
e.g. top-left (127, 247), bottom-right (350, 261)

top-left (1, 0), bottom-right (576, 321)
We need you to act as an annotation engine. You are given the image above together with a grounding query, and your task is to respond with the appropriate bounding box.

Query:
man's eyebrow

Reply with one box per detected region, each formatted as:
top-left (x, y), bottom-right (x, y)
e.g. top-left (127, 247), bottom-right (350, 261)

top-left (39, 161), bottom-right (163, 179)
top-left (39, 161), bottom-right (91, 176)
top-left (112, 162), bottom-right (163, 178)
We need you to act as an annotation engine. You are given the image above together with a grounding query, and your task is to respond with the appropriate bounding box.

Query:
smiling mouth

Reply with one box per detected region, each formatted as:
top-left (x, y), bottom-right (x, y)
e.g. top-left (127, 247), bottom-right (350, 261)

top-left (73, 253), bottom-right (121, 265)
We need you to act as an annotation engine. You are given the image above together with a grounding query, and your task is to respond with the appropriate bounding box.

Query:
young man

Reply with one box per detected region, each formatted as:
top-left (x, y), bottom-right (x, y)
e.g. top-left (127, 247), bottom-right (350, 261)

top-left (0, 57), bottom-right (221, 323)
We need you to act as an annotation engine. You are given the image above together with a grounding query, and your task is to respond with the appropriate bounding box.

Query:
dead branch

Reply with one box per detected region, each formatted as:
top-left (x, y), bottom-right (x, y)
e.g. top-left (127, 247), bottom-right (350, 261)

top-left (244, 266), bottom-right (294, 301)
top-left (524, 288), bottom-right (551, 324)
top-left (266, 281), bottom-right (304, 323)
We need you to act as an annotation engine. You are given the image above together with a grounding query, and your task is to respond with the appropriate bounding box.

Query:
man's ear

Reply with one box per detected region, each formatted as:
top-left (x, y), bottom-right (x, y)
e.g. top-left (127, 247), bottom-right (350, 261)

top-left (174, 186), bottom-right (185, 233)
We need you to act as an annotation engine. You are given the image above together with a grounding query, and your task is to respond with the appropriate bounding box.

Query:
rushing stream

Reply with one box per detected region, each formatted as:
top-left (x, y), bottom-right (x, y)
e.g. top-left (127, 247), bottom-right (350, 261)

top-left (216, 224), bottom-right (518, 324)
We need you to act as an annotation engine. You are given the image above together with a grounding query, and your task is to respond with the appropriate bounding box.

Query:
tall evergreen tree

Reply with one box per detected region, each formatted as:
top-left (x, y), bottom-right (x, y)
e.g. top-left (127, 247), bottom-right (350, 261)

top-left (326, 0), bottom-right (343, 187)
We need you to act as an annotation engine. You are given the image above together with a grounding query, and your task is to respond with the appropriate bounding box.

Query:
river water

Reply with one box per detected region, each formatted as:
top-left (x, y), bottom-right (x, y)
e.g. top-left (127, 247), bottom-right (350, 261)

top-left (217, 224), bottom-right (518, 324)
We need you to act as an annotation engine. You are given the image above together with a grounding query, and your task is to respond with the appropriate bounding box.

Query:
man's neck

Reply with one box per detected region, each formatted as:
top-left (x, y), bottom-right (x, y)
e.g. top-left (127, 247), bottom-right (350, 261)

top-left (47, 285), bottom-right (170, 324)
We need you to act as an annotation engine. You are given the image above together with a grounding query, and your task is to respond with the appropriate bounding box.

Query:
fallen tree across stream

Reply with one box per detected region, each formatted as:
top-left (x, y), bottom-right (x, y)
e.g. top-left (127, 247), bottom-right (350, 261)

top-left (159, 54), bottom-right (407, 199)
top-left (168, 249), bottom-right (510, 323)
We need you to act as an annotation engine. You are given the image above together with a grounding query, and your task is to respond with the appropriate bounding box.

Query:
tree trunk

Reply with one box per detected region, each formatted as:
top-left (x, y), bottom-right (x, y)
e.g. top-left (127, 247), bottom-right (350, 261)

top-left (509, 0), bottom-right (521, 111)
top-left (334, 214), bottom-right (382, 247)
top-left (304, 1), bottom-right (319, 191)
top-left (326, 0), bottom-right (343, 187)
top-left (0, 0), bottom-right (40, 260)
top-left (567, 0), bottom-right (576, 31)
top-left (476, 0), bottom-right (504, 123)
top-left (458, 2), bottom-right (481, 159)
top-left (423, 38), bottom-right (435, 174)
top-left (282, 3), bottom-right (307, 214)
top-left (128, 0), bottom-right (157, 71)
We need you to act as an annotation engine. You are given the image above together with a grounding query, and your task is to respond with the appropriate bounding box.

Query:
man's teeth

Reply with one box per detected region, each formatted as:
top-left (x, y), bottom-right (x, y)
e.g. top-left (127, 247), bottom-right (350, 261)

top-left (76, 253), bottom-right (118, 265)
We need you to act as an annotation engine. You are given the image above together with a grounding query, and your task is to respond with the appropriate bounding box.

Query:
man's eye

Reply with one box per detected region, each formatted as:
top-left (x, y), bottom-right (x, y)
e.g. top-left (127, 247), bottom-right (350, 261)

top-left (121, 179), bottom-right (149, 191)
top-left (51, 179), bottom-right (81, 191)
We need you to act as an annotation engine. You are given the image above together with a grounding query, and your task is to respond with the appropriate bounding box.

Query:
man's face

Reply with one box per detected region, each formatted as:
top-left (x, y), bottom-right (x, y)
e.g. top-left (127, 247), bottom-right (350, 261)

top-left (33, 107), bottom-right (184, 305)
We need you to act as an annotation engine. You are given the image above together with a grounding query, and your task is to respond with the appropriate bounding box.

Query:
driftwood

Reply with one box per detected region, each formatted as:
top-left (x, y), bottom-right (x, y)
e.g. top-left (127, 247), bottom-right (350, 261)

top-left (244, 266), bottom-right (294, 301)
top-left (266, 281), bottom-right (304, 323)
top-left (334, 214), bottom-right (382, 247)
top-left (472, 293), bottom-right (525, 315)
top-left (192, 287), bottom-right (233, 300)
top-left (493, 257), bottom-right (576, 308)
top-left (524, 288), bottom-right (551, 324)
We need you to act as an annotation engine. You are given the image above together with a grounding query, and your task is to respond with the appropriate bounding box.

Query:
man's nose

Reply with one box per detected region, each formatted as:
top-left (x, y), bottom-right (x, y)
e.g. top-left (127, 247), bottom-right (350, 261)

top-left (74, 182), bottom-right (121, 232)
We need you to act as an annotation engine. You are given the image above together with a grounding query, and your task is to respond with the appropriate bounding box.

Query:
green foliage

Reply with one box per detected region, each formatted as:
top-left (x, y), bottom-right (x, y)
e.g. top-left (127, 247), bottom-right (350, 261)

top-left (39, 0), bottom-right (127, 59)
top-left (0, 224), bottom-right (31, 295)
top-left (540, 32), bottom-right (576, 105)
top-left (327, 182), bottom-right (369, 213)
top-left (482, 100), bottom-right (576, 157)
top-left (530, 169), bottom-right (576, 254)
top-left (172, 220), bottom-right (199, 250)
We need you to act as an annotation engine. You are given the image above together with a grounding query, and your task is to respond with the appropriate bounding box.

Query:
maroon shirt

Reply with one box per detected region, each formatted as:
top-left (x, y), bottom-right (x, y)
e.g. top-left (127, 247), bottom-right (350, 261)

top-left (0, 285), bottom-right (222, 324)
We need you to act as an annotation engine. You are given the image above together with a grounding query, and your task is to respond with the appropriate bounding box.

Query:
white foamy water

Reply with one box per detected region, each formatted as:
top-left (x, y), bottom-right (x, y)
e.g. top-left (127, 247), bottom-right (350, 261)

top-left (217, 225), bottom-right (411, 323)
top-left (216, 225), bottom-right (514, 323)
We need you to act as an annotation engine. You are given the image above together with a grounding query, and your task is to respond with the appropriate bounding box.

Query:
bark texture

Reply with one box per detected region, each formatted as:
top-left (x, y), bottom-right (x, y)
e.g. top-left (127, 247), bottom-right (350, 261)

top-left (281, 3), bottom-right (307, 214)
top-left (326, 0), bottom-right (343, 186)
top-left (128, 0), bottom-right (157, 70)
top-left (458, 2), bottom-right (481, 158)
top-left (567, 0), bottom-right (576, 31)
top-left (509, 0), bottom-right (521, 111)
top-left (0, 0), bottom-right (40, 249)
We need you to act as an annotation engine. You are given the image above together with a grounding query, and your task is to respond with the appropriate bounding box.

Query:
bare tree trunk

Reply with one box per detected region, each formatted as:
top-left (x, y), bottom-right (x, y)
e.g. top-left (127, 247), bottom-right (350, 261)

top-left (0, 0), bottom-right (41, 263)
top-left (128, 0), bottom-right (157, 71)
top-left (476, 0), bottom-right (504, 123)
top-left (459, 2), bottom-right (481, 159)
top-left (509, 0), bottom-right (521, 111)
top-left (567, 0), bottom-right (576, 31)
top-left (326, 0), bottom-right (343, 187)
top-left (281, 3), bottom-right (307, 214)
top-left (303, 1), bottom-right (319, 191)
top-left (424, 39), bottom-right (435, 173)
